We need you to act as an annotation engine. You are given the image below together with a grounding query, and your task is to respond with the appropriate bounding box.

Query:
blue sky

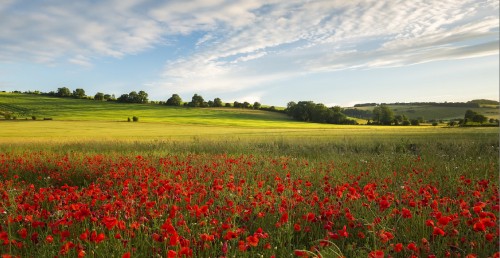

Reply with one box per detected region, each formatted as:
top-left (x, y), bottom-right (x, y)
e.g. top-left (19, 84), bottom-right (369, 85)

top-left (0, 0), bottom-right (498, 107)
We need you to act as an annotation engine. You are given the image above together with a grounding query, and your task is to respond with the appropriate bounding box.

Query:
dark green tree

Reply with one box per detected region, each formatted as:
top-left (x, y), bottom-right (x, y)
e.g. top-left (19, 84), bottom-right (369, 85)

top-left (94, 92), bottom-right (105, 101)
top-left (73, 88), bottom-right (86, 99)
top-left (253, 102), bottom-right (261, 109)
top-left (213, 98), bottom-right (223, 107)
top-left (372, 105), bottom-right (394, 125)
top-left (464, 110), bottom-right (476, 120)
top-left (472, 114), bottom-right (487, 123)
top-left (190, 94), bottom-right (204, 107)
top-left (233, 101), bottom-right (242, 108)
top-left (104, 94), bottom-right (112, 101)
top-left (128, 91), bottom-right (139, 103)
top-left (137, 91), bottom-right (149, 103)
top-left (166, 94), bottom-right (182, 106)
top-left (56, 87), bottom-right (71, 97)
top-left (117, 94), bottom-right (130, 102)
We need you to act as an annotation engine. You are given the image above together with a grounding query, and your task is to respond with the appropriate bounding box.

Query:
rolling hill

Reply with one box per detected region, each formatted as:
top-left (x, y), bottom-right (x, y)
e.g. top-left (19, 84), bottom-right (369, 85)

top-left (1, 92), bottom-right (499, 126)
top-left (0, 92), bottom-right (305, 128)
top-left (345, 103), bottom-right (499, 121)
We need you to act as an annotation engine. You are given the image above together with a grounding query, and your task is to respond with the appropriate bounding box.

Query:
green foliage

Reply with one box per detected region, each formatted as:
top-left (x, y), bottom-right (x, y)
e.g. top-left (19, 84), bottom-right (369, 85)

top-left (56, 87), bottom-right (71, 97)
top-left (253, 102), bottom-right (261, 109)
top-left (213, 98), bottom-right (223, 107)
top-left (73, 88), bottom-right (86, 99)
top-left (117, 91), bottom-right (149, 103)
top-left (190, 94), bottom-right (205, 107)
top-left (372, 105), bottom-right (394, 125)
top-left (94, 92), bottom-right (105, 101)
top-left (464, 109), bottom-right (488, 124)
top-left (132, 116), bottom-right (139, 122)
top-left (166, 94), bottom-right (183, 106)
top-left (286, 101), bottom-right (356, 124)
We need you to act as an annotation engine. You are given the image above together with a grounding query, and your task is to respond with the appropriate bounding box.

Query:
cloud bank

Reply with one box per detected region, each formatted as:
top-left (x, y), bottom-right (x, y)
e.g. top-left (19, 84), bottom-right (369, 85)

top-left (0, 0), bottom-right (498, 94)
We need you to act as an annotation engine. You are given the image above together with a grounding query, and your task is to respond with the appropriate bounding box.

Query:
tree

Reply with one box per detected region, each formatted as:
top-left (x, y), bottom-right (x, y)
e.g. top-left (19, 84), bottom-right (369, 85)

top-left (233, 101), bottom-right (242, 108)
top-left (464, 109), bottom-right (487, 124)
top-left (253, 102), bottom-right (261, 109)
top-left (243, 102), bottom-right (251, 109)
top-left (94, 92), bottom-right (104, 101)
top-left (190, 94), bottom-right (204, 107)
top-left (73, 88), bottom-right (86, 99)
top-left (128, 91), bottom-right (139, 103)
top-left (117, 94), bottom-right (130, 102)
top-left (137, 91), bottom-right (149, 103)
top-left (372, 105), bottom-right (394, 125)
top-left (103, 94), bottom-right (113, 101)
top-left (213, 98), bottom-right (223, 107)
top-left (472, 114), bottom-right (487, 124)
top-left (464, 110), bottom-right (476, 120)
top-left (166, 94), bottom-right (182, 106)
top-left (56, 87), bottom-right (71, 97)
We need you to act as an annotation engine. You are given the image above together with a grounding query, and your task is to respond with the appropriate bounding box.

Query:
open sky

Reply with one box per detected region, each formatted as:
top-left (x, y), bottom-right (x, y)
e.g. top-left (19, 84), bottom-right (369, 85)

top-left (0, 0), bottom-right (498, 107)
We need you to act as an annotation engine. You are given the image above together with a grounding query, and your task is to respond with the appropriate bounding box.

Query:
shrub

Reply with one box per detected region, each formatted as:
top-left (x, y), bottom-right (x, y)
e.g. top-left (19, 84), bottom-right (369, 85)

top-left (432, 122), bottom-right (438, 126)
top-left (32, 116), bottom-right (37, 120)
top-left (132, 116), bottom-right (139, 122)
top-left (127, 117), bottom-right (131, 122)
top-left (410, 119), bottom-right (420, 126)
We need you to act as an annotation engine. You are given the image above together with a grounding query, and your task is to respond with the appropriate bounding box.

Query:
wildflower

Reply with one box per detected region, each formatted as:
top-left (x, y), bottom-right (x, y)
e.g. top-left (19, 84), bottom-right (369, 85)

top-left (246, 235), bottom-right (259, 247)
top-left (433, 227), bottom-right (445, 236)
top-left (394, 243), bottom-right (403, 252)
top-left (401, 208), bottom-right (412, 218)
top-left (368, 250), bottom-right (384, 258)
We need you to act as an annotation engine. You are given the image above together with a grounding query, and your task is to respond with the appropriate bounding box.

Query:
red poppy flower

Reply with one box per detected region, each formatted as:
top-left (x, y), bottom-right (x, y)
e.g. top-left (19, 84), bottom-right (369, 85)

top-left (246, 235), bottom-right (259, 247)
top-left (368, 250), bottom-right (384, 258)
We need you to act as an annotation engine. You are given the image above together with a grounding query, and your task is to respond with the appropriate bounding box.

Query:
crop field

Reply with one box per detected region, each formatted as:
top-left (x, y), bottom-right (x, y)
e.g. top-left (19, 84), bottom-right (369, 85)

top-left (0, 93), bottom-right (499, 257)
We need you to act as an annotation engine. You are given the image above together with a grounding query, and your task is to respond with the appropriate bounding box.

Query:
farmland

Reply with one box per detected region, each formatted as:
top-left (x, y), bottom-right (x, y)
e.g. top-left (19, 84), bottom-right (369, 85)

top-left (0, 93), bottom-right (499, 257)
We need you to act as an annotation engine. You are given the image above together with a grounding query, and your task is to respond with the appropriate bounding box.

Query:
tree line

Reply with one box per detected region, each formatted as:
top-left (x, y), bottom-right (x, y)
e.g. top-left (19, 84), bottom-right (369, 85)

top-left (19, 87), bottom-right (280, 111)
top-left (285, 101), bottom-right (357, 125)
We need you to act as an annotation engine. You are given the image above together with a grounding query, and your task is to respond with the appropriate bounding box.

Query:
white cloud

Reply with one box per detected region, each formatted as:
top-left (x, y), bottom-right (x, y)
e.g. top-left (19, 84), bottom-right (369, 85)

top-left (0, 0), bottom-right (498, 95)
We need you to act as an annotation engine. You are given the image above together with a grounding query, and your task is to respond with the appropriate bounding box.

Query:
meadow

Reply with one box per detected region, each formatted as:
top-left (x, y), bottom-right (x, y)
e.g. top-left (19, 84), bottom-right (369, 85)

top-left (0, 93), bottom-right (499, 257)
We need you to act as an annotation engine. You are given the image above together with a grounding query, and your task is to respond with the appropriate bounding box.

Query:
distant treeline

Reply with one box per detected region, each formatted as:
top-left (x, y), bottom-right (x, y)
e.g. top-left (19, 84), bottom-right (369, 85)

top-left (285, 101), bottom-right (357, 125)
top-left (9, 88), bottom-right (284, 113)
top-left (354, 100), bottom-right (499, 108)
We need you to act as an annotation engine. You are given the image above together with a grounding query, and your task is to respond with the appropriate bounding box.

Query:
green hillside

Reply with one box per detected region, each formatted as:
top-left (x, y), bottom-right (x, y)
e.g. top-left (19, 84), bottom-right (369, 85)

top-left (0, 92), bottom-right (306, 128)
top-left (347, 104), bottom-right (499, 121)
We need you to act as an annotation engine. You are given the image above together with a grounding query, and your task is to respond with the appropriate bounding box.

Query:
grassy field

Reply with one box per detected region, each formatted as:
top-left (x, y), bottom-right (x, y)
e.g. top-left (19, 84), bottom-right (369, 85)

top-left (0, 92), bottom-right (498, 257)
top-left (0, 93), bottom-right (299, 126)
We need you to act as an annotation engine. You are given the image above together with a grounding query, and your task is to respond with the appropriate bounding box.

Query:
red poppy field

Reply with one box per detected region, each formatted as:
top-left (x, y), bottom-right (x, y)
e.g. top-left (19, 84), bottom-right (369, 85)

top-left (0, 138), bottom-right (498, 257)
